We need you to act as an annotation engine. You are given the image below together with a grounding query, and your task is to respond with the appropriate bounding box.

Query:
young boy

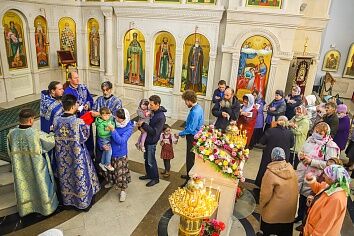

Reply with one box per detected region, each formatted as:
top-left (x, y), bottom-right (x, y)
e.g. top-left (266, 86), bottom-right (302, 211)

top-left (96, 107), bottom-right (115, 171)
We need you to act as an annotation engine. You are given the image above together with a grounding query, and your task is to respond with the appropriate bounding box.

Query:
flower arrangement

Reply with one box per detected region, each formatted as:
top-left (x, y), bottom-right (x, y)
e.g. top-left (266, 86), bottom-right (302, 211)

top-left (200, 219), bottom-right (225, 236)
top-left (192, 124), bottom-right (249, 180)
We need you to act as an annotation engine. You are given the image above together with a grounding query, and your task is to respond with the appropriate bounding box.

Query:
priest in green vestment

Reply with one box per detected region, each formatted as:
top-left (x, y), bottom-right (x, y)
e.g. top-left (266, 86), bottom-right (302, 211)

top-left (7, 108), bottom-right (58, 217)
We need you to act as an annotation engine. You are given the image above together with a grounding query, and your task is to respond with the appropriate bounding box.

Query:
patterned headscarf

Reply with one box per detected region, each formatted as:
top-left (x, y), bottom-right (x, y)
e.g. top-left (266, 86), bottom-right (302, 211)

top-left (324, 164), bottom-right (351, 196)
top-left (271, 147), bottom-right (286, 162)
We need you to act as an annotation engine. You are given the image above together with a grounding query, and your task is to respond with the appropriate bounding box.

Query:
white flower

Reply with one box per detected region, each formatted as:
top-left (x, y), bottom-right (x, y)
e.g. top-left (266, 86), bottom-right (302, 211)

top-left (227, 168), bottom-right (233, 174)
top-left (209, 155), bottom-right (215, 161)
top-left (229, 144), bottom-right (234, 148)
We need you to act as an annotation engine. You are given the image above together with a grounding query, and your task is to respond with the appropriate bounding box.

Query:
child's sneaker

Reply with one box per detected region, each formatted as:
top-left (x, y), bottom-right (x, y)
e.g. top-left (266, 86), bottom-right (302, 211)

top-left (99, 163), bottom-right (107, 172)
top-left (106, 164), bottom-right (115, 171)
top-left (120, 191), bottom-right (127, 202)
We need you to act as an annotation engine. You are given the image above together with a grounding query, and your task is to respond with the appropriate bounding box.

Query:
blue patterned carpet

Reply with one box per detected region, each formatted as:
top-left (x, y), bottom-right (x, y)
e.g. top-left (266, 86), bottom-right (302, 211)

top-left (0, 100), bottom-right (40, 161)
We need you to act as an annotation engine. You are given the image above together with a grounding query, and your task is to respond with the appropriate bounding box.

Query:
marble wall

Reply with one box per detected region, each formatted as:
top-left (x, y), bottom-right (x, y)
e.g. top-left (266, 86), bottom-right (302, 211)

top-left (0, 0), bottom-right (332, 122)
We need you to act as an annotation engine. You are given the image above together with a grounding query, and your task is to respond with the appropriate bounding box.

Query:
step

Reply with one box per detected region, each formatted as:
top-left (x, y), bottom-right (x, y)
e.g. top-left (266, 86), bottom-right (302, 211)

top-left (0, 160), bottom-right (11, 174)
top-left (0, 191), bottom-right (17, 217)
top-left (0, 172), bottom-right (14, 195)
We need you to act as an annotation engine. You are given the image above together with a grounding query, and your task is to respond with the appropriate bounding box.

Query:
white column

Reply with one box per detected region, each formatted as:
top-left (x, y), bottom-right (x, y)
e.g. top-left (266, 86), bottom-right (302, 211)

top-left (181, 0), bottom-right (187, 4)
top-left (171, 48), bottom-right (183, 120)
top-left (304, 58), bottom-right (317, 96)
top-left (219, 49), bottom-right (233, 86)
top-left (144, 46), bottom-right (152, 98)
top-left (28, 27), bottom-right (41, 94)
top-left (0, 25), bottom-right (9, 102)
top-left (264, 57), bottom-right (280, 104)
top-left (102, 7), bottom-right (114, 81)
top-left (229, 52), bottom-right (240, 91)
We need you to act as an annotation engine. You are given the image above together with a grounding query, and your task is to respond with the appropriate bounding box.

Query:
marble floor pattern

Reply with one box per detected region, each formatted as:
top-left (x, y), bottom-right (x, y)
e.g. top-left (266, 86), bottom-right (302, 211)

top-left (55, 172), bottom-right (170, 236)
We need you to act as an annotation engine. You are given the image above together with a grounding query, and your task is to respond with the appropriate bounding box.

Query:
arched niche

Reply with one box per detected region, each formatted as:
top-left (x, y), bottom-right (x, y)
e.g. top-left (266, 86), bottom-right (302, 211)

top-left (153, 31), bottom-right (176, 88)
top-left (87, 18), bottom-right (100, 67)
top-left (34, 15), bottom-right (49, 68)
top-left (235, 35), bottom-right (273, 99)
top-left (123, 29), bottom-right (146, 86)
top-left (181, 33), bottom-right (210, 96)
top-left (2, 10), bottom-right (28, 70)
top-left (58, 17), bottom-right (77, 61)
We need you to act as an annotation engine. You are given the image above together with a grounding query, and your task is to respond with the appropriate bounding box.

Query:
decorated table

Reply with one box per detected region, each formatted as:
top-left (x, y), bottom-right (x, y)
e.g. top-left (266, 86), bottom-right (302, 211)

top-left (169, 122), bottom-right (249, 236)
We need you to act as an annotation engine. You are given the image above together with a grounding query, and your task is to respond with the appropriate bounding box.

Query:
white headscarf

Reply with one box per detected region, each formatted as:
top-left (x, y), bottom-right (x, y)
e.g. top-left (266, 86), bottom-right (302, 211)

top-left (116, 108), bottom-right (131, 128)
top-left (305, 95), bottom-right (316, 107)
top-left (242, 94), bottom-right (255, 112)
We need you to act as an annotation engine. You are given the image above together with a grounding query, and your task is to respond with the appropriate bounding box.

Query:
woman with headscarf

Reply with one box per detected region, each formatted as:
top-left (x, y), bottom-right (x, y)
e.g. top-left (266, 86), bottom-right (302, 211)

top-left (285, 85), bottom-right (303, 120)
top-left (264, 90), bottom-right (286, 131)
top-left (258, 147), bottom-right (298, 236)
top-left (255, 116), bottom-right (294, 188)
top-left (105, 108), bottom-right (135, 202)
top-left (249, 89), bottom-right (266, 149)
top-left (288, 105), bottom-right (310, 168)
top-left (294, 122), bottom-right (340, 223)
top-left (333, 104), bottom-right (350, 151)
top-left (304, 94), bottom-right (317, 129)
top-left (303, 165), bottom-right (350, 236)
top-left (237, 94), bottom-right (258, 147)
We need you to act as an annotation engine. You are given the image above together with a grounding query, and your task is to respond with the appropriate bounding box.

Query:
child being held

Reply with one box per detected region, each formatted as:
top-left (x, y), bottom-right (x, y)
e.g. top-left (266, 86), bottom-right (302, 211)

top-left (136, 99), bottom-right (151, 152)
top-left (95, 107), bottom-right (115, 171)
top-left (160, 124), bottom-right (179, 177)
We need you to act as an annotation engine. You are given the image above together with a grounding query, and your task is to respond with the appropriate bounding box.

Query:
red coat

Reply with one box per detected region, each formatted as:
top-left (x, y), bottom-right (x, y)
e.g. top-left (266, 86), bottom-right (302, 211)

top-left (237, 107), bottom-right (258, 146)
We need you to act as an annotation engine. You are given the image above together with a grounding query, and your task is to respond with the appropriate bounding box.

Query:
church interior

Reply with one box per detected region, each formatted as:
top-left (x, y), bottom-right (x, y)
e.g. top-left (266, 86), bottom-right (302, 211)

top-left (0, 0), bottom-right (354, 235)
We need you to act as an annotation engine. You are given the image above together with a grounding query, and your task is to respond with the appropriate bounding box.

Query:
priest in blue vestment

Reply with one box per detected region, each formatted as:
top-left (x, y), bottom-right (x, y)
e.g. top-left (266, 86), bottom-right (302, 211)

top-left (92, 81), bottom-right (122, 117)
top-left (40, 81), bottom-right (64, 133)
top-left (64, 71), bottom-right (95, 157)
top-left (7, 109), bottom-right (58, 216)
top-left (53, 94), bottom-right (100, 210)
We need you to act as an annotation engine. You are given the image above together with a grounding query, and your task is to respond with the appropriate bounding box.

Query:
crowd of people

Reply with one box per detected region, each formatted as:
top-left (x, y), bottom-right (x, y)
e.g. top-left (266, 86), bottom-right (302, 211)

top-left (7, 71), bottom-right (205, 216)
top-left (210, 81), bottom-right (353, 235)
top-left (6, 74), bottom-right (353, 235)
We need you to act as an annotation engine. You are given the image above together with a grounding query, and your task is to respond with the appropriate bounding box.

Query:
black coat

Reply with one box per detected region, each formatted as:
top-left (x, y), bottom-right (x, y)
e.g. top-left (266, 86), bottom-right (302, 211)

top-left (285, 94), bottom-right (302, 120)
top-left (255, 126), bottom-right (294, 187)
top-left (212, 96), bottom-right (240, 131)
top-left (141, 106), bottom-right (167, 145)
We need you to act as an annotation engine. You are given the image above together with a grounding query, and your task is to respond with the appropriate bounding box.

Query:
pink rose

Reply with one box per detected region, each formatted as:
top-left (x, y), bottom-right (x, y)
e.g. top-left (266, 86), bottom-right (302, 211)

top-left (231, 151), bottom-right (237, 157)
top-left (201, 136), bottom-right (207, 141)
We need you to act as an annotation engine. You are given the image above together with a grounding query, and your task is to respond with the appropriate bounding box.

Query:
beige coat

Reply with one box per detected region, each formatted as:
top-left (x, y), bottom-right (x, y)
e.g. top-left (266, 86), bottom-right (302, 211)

top-left (260, 161), bottom-right (298, 224)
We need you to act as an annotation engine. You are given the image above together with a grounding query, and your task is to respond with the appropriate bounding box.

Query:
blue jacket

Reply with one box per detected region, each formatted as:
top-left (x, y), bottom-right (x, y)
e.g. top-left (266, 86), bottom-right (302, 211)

top-left (111, 121), bottom-right (134, 158)
top-left (141, 106), bottom-right (167, 145)
top-left (212, 88), bottom-right (224, 103)
top-left (179, 103), bottom-right (204, 136)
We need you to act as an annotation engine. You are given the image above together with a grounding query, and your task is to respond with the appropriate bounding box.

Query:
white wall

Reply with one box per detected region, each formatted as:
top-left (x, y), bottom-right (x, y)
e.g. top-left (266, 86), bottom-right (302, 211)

top-left (315, 0), bottom-right (354, 98)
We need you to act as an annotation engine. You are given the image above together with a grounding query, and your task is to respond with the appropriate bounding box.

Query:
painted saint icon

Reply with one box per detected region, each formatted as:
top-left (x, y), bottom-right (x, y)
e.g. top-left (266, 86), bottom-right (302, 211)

top-left (236, 35), bottom-right (273, 99)
top-left (181, 33), bottom-right (210, 95)
top-left (124, 30), bottom-right (145, 86)
top-left (2, 11), bottom-right (28, 69)
top-left (88, 18), bottom-right (100, 67)
top-left (34, 16), bottom-right (49, 67)
top-left (153, 32), bottom-right (176, 88)
top-left (59, 17), bottom-right (77, 60)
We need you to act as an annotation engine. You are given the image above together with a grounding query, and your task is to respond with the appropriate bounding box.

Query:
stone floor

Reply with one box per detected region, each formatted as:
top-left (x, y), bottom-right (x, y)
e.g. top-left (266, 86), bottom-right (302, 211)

top-left (0, 94), bottom-right (353, 236)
